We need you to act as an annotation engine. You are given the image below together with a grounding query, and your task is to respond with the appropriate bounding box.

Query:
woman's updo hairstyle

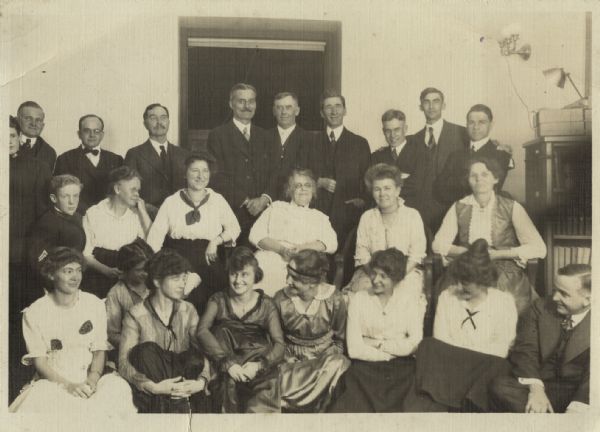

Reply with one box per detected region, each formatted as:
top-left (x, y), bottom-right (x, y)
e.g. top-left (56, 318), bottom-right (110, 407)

top-left (449, 238), bottom-right (498, 287)
top-left (227, 246), bottom-right (264, 284)
top-left (39, 247), bottom-right (85, 292)
top-left (145, 248), bottom-right (192, 292)
top-left (287, 249), bottom-right (330, 284)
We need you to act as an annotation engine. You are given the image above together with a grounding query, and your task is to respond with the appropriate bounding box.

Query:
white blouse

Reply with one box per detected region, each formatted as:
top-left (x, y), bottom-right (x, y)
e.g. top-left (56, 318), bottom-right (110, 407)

top-left (433, 288), bottom-right (517, 358)
top-left (346, 271), bottom-right (426, 361)
top-left (355, 199), bottom-right (426, 266)
top-left (147, 189), bottom-right (241, 252)
top-left (83, 198), bottom-right (145, 256)
top-left (249, 200), bottom-right (338, 253)
top-left (432, 193), bottom-right (547, 265)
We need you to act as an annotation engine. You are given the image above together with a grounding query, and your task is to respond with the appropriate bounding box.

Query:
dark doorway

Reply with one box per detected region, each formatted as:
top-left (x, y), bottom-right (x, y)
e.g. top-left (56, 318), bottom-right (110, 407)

top-left (179, 17), bottom-right (341, 152)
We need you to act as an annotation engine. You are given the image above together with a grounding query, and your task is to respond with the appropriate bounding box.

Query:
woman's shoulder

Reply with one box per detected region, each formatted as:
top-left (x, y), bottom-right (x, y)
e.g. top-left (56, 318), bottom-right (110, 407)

top-left (84, 199), bottom-right (108, 218)
top-left (487, 288), bottom-right (515, 305)
top-left (178, 300), bottom-right (200, 319)
top-left (78, 291), bottom-right (105, 307)
top-left (23, 294), bottom-right (53, 317)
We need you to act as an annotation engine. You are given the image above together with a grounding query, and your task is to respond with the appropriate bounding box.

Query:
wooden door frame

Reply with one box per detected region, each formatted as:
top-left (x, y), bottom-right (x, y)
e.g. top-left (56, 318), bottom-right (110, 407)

top-left (178, 17), bottom-right (342, 149)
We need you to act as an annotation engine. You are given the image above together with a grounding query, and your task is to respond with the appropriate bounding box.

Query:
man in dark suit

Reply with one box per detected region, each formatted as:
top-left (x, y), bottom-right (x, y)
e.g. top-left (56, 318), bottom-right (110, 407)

top-left (434, 104), bottom-right (514, 204)
top-left (17, 100), bottom-right (57, 171)
top-left (306, 90), bottom-right (371, 249)
top-left (371, 109), bottom-right (418, 175)
top-left (490, 264), bottom-right (591, 413)
top-left (401, 87), bottom-right (467, 234)
top-left (54, 114), bottom-right (124, 214)
top-left (207, 83), bottom-right (279, 245)
top-left (125, 103), bottom-right (189, 218)
top-left (269, 91), bottom-right (313, 200)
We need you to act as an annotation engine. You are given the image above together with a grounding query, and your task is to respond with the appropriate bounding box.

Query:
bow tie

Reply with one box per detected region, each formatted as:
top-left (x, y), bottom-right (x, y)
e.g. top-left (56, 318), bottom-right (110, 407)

top-left (83, 148), bottom-right (100, 156)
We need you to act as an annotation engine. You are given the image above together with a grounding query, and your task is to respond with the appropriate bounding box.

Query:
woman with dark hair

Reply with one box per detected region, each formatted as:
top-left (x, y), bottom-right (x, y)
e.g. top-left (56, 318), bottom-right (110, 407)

top-left (147, 152), bottom-right (240, 314)
top-left (82, 165), bottom-right (151, 298)
top-left (402, 239), bottom-right (518, 412)
top-left (197, 247), bottom-right (284, 413)
top-left (433, 156), bottom-right (546, 314)
top-left (249, 168), bottom-right (337, 297)
top-left (105, 238), bottom-right (155, 351)
top-left (329, 248), bottom-right (426, 412)
top-left (118, 249), bottom-right (211, 413)
top-left (274, 250), bottom-right (349, 412)
top-left (9, 247), bottom-right (135, 413)
top-left (345, 163), bottom-right (426, 292)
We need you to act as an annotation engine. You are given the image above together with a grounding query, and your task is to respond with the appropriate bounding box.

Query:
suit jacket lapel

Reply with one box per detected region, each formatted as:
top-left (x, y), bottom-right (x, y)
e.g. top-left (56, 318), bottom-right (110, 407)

top-left (436, 120), bottom-right (451, 170)
top-left (138, 140), bottom-right (168, 180)
top-left (539, 303), bottom-right (563, 360)
top-left (229, 121), bottom-right (250, 158)
top-left (77, 147), bottom-right (102, 180)
top-left (564, 312), bottom-right (591, 363)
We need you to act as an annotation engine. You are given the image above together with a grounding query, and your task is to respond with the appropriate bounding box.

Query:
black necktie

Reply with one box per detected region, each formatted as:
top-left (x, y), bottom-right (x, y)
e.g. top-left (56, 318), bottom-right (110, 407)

top-left (159, 145), bottom-right (168, 172)
top-left (329, 131), bottom-right (337, 154)
top-left (22, 139), bottom-right (31, 151)
top-left (83, 148), bottom-right (99, 156)
top-left (427, 126), bottom-right (436, 150)
top-left (461, 308), bottom-right (480, 330)
top-left (471, 144), bottom-right (476, 153)
top-left (554, 316), bottom-right (574, 376)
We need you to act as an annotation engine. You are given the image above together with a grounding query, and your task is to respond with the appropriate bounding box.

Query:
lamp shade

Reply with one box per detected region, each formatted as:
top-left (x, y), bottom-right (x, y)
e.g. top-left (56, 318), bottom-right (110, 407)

top-left (543, 68), bottom-right (567, 88)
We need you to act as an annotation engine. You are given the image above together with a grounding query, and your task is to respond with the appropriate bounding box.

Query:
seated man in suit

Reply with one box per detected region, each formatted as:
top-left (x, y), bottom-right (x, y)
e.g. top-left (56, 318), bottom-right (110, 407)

top-left (371, 109), bottom-right (418, 176)
top-left (305, 90), bottom-right (370, 249)
top-left (490, 264), bottom-right (591, 413)
top-left (401, 87), bottom-right (467, 235)
top-left (16, 100), bottom-right (57, 171)
top-left (54, 114), bottom-right (124, 214)
top-left (207, 83), bottom-right (279, 246)
top-left (269, 91), bottom-right (313, 200)
top-left (435, 104), bottom-right (514, 204)
top-left (125, 103), bottom-right (189, 218)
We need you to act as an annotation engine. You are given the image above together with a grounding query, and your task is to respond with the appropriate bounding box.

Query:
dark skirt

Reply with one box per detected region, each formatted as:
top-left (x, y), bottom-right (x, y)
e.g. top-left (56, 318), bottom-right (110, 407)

top-left (403, 337), bottom-right (511, 412)
top-left (328, 356), bottom-right (416, 413)
top-left (164, 237), bottom-right (226, 316)
top-left (210, 321), bottom-right (280, 413)
top-left (128, 341), bottom-right (212, 413)
top-left (82, 247), bottom-right (120, 299)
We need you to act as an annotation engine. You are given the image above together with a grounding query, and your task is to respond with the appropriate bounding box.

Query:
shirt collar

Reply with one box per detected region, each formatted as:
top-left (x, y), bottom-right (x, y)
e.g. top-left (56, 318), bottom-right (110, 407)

top-left (461, 192), bottom-right (496, 210)
top-left (149, 138), bottom-right (168, 155)
top-left (232, 117), bottom-right (251, 135)
top-left (81, 144), bottom-right (101, 154)
top-left (326, 125), bottom-right (344, 141)
top-left (390, 139), bottom-right (407, 154)
top-left (470, 137), bottom-right (490, 151)
top-left (290, 200), bottom-right (310, 209)
top-left (277, 124), bottom-right (296, 140)
top-left (570, 309), bottom-right (589, 327)
top-left (20, 134), bottom-right (38, 146)
top-left (425, 118), bottom-right (444, 133)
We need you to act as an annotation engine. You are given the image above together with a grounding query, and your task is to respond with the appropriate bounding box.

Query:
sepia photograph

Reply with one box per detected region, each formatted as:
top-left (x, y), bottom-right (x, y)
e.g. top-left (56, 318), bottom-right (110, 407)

top-left (1, 0), bottom-right (597, 430)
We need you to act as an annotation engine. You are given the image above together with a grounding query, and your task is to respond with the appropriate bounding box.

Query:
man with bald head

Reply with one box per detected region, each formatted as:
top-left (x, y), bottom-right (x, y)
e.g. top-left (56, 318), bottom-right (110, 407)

top-left (54, 114), bottom-right (124, 214)
top-left (17, 100), bottom-right (57, 171)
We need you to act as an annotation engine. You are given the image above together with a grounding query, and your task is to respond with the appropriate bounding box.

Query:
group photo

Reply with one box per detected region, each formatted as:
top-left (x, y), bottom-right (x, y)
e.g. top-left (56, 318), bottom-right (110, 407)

top-left (2, 0), bottom-right (594, 426)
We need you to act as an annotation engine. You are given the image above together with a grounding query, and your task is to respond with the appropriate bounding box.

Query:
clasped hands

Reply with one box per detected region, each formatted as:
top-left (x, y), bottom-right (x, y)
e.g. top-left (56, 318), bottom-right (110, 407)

top-left (227, 362), bottom-right (261, 383)
top-left (63, 374), bottom-right (100, 399)
top-left (141, 376), bottom-right (206, 399)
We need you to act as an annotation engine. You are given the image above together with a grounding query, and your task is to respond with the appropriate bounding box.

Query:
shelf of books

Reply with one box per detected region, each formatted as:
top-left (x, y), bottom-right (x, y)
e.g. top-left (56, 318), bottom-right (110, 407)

top-left (524, 135), bottom-right (591, 295)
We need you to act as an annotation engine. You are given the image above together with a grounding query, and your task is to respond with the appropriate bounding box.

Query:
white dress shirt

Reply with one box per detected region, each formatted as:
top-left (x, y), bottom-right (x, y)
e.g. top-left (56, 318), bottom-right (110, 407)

top-left (83, 198), bottom-right (145, 256)
top-left (81, 144), bottom-right (101, 167)
top-left (423, 118), bottom-right (443, 146)
top-left (149, 138), bottom-right (168, 156)
top-left (233, 117), bottom-right (251, 139)
top-left (20, 134), bottom-right (38, 147)
top-left (277, 124), bottom-right (296, 146)
top-left (147, 189), bottom-right (241, 252)
top-left (391, 139), bottom-right (407, 157)
top-left (326, 125), bottom-right (344, 142)
top-left (432, 193), bottom-right (547, 266)
top-left (470, 137), bottom-right (489, 152)
top-left (346, 271), bottom-right (426, 361)
top-left (433, 288), bottom-right (518, 358)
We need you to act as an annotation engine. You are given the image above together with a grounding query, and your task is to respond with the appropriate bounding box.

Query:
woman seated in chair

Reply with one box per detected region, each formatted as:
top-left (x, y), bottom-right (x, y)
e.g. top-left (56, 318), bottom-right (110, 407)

top-left (82, 166), bottom-right (151, 298)
top-left (402, 239), bottom-right (518, 412)
top-left (249, 168), bottom-right (338, 297)
top-left (10, 247), bottom-right (136, 414)
top-left (197, 247), bottom-right (284, 413)
top-left (345, 163), bottom-right (426, 293)
top-left (274, 250), bottom-right (349, 412)
top-left (147, 152), bottom-right (240, 315)
top-left (328, 248), bottom-right (426, 413)
top-left (118, 249), bottom-right (211, 413)
top-left (432, 156), bottom-right (546, 314)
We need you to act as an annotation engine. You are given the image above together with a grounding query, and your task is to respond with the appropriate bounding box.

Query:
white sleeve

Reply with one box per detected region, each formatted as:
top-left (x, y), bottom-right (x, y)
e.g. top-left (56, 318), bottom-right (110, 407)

top-left (382, 291), bottom-right (426, 356)
top-left (318, 213), bottom-right (338, 253)
top-left (82, 211), bottom-right (96, 257)
top-left (433, 290), bottom-right (453, 345)
top-left (21, 307), bottom-right (47, 364)
top-left (218, 195), bottom-right (241, 243)
top-left (432, 204), bottom-right (458, 257)
top-left (346, 293), bottom-right (392, 361)
top-left (486, 294), bottom-right (518, 358)
top-left (565, 401), bottom-right (590, 413)
top-left (511, 202), bottom-right (547, 263)
top-left (407, 209), bottom-right (427, 263)
top-left (146, 200), bottom-right (170, 252)
top-left (248, 204), bottom-right (272, 248)
top-left (354, 213), bottom-right (371, 266)
top-left (91, 297), bottom-right (112, 351)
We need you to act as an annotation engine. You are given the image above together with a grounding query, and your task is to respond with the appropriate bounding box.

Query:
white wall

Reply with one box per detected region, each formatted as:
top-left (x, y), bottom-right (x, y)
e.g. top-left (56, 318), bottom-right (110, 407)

top-left (1, 0), bottom-right (588, 202)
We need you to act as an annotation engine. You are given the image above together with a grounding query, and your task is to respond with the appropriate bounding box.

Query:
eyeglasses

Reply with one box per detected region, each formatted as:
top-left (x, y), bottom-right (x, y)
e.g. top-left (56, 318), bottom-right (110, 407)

top-left (81, 128), bottom-right (104, 135)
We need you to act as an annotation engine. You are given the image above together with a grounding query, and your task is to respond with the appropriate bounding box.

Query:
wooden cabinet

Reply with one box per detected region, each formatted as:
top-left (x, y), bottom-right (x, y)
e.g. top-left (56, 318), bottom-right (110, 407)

top-left (524, 136), bottom-right (592, 295)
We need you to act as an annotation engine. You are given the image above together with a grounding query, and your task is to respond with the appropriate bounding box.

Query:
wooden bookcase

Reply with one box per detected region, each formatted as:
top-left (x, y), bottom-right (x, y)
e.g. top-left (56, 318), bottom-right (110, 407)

top-left (524, 135), bottom-right (592, 295)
